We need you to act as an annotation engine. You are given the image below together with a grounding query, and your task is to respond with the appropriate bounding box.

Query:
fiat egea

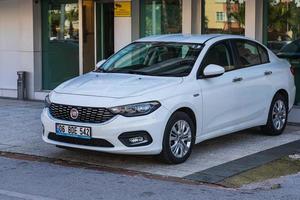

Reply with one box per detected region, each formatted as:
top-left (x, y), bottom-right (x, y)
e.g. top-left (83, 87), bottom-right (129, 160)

top-left (42, 34), bottom-right (296, 164)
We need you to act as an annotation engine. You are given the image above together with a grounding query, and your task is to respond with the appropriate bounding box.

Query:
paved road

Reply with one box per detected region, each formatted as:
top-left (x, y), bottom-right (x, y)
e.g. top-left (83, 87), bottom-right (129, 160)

top-left (0, 156), bottom-right (299, 200)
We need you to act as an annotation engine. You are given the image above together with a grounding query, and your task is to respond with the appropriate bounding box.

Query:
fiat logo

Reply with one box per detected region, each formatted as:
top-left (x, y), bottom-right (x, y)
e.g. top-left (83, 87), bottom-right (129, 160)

top-left (70, 108), bottom-right (79, 119)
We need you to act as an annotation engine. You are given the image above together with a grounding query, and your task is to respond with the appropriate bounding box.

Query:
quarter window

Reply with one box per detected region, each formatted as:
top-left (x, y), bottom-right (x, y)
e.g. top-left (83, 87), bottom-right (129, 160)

top-left (257, 45), bottom-right (269, 64)
top-left (202, 43), bottom-right (235, 71)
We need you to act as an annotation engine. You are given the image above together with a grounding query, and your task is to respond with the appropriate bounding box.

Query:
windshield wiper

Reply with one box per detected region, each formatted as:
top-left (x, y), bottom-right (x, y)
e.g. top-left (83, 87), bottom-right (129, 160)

top-left (95, 68), bottom-right (108, 73)
top-left (127, 70), bottom-right (152, 76)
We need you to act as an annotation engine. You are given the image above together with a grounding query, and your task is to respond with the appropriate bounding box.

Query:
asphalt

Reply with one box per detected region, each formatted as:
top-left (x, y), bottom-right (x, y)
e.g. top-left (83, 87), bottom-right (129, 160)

top-left (0, 156), bottom-right (300, 200)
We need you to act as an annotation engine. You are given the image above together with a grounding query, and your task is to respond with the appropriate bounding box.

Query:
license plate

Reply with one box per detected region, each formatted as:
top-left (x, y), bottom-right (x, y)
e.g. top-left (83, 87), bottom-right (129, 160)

top-left (55, 123), bottom-right (92, 139)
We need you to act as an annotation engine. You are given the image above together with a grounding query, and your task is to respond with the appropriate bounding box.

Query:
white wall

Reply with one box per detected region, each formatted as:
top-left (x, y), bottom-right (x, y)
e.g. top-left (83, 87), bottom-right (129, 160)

top-left (0, 0), bottom-right (35, 98)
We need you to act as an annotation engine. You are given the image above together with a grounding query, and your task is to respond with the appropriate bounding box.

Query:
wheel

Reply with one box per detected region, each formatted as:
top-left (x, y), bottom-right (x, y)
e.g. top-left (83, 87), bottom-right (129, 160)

top-left (160, 112), bottom-right (195, 164)
top-left (261, 94), bottom-right (288, 136)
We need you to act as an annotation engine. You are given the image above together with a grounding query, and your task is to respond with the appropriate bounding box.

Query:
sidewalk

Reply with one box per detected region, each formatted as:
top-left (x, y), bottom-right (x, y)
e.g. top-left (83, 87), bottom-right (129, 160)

top-left (0, 98), bottom-right (300, 180)
top-left (288, 106), bottom-right (300, 125)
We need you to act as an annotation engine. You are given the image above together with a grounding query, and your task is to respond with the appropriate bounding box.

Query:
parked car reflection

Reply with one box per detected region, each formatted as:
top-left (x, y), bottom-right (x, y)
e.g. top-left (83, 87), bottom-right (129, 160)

top-left (276, 38), bottom-right (300, 105)
top-left (277, 39), bottom-right (300, 59)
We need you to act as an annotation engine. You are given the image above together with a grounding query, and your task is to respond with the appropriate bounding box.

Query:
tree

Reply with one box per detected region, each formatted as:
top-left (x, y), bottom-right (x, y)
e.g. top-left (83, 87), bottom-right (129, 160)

top-left (228, 0), bottom-right (245, 35)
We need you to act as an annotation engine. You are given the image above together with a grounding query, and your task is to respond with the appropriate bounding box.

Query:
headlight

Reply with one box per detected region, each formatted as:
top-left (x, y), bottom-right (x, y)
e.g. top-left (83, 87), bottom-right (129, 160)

top-left (109, 101), bottom-right (161, 117)
top-left (44, 95), bottom-right (51, 108)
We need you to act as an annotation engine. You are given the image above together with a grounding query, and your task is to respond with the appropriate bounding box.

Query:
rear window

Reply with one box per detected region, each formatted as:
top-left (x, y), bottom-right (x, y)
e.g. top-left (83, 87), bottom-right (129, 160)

top-left (234, 40), bottom-right (269, 67)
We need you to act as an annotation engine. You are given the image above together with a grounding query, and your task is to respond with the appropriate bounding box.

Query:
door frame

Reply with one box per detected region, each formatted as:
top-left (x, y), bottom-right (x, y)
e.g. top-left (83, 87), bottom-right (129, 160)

top-left (94, 1), bottom-right (98, 66)
top-left (41, 0), bottom-right (112, 84)
top-left (79, 0), bottom-right (83, 75)
top-left (94, 0), bottom-right (115, 63)
top-left (41, 0), bottom-right (80, 90)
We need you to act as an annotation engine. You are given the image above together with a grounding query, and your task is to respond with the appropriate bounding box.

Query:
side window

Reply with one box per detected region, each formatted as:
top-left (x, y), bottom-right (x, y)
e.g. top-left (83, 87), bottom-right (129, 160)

top-left (257, 45), bottom-right (269, 64)
top-left (202, 42), bottom-right (235, 71)
top-left (235, 40), bottom-right (261, 67)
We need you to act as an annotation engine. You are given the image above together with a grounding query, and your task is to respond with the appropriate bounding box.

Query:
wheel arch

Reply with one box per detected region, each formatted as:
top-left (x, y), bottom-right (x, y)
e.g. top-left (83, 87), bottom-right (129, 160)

top-left (274, 89), bottom-right (289, 110)
top-left (173, 107), bottom-right (197, 133)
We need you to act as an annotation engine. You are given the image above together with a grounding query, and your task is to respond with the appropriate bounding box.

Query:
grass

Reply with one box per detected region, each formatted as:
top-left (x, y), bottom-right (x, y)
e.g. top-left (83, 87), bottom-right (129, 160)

top-left (221, 155), bottom-right (300, 188)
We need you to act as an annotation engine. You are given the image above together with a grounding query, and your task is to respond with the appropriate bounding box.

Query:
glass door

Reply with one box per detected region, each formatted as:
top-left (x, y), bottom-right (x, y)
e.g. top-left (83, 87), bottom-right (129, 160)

top-left (42, 0), bottom-right (79, 90)
top-left (140, 0), bottom-right (182, 37)
top-left (96, 1), bottom-right (115, 62)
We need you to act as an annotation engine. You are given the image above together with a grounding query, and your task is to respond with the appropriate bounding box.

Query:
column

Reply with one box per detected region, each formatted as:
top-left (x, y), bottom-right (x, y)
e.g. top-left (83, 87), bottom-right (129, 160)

top-left (182, 0), bottom-right (192, 34)
top-left (245, 0), bottom-right (264, 42)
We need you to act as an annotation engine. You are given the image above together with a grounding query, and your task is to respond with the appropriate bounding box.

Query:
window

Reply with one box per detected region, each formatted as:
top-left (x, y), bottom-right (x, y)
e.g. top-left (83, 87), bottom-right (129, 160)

top-left (203, 0), bottom-right (245, 35)
top-left (48, 3), bottom-right (79, 42)
top-left (257, 45), bottom-right (270, 64)
top-left (202, 42), bottom-right (235, 71)
top-left (267, 0), bottom-right (300, 54)
top-left (99, 42), bottom-right (202, 77)
top-left (234, 40), bottom-right (262, 67)
top-left (215, 0), bottom-right (227, 3)
top-left (216, 12), bottom-right (226, 22)
top-left (140, 0), bottom-right (182, 37)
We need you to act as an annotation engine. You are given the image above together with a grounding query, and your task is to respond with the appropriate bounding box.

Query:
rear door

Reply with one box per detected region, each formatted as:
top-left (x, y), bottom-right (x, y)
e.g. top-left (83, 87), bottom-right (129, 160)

top-left (231, 39), bottom-right (274, 124)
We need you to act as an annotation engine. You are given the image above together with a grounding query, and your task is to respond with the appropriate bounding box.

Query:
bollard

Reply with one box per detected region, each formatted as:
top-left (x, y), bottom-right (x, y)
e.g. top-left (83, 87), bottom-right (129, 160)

top-left (17, 71), bottom-right (26, 100)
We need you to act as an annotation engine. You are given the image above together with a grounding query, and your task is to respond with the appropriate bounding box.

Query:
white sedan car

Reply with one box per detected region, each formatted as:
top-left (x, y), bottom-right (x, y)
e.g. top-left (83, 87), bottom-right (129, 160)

top-left (42, 34), bottom-right (296, 164)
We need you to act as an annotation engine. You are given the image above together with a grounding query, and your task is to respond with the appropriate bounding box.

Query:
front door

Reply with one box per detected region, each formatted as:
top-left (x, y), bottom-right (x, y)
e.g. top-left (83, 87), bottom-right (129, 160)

top-left (42, 0), bottom-right (79, 90)
top-left (199, 41), bottom-right (243, 134)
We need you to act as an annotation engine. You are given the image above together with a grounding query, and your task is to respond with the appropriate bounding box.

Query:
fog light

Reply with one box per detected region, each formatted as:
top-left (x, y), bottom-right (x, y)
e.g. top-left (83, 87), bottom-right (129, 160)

top-left (129, 136), bottom-right (147, 144)
top-left (118, 131), bottom-right (153, 147)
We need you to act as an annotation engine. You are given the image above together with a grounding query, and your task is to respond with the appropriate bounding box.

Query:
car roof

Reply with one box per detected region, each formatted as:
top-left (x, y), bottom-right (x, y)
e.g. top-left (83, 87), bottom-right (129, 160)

top-left (135, 34), bottom-right (245, 44)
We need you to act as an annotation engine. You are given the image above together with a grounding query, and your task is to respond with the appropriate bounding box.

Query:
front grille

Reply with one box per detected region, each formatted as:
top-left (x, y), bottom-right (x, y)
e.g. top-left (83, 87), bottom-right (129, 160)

top-left (48, 132), bottom-right (114, 147)
top-left (49, 103), bottom-right (115, 123)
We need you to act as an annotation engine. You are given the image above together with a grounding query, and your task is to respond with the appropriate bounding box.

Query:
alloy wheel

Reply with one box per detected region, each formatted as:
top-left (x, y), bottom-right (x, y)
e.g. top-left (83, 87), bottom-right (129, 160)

top-left (169, 120), bottom-right (192, 158)
top-left (272, 99), bottom-right (287, 130)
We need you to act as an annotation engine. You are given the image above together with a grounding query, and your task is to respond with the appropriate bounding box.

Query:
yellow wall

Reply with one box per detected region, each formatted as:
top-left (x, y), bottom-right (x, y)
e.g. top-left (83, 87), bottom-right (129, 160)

top-left (205, 0), bottom-right (226, 30)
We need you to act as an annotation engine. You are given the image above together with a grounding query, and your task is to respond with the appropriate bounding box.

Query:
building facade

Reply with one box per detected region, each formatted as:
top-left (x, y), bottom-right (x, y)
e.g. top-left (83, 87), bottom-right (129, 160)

top-left (0, 0), bottom-right (299, 100)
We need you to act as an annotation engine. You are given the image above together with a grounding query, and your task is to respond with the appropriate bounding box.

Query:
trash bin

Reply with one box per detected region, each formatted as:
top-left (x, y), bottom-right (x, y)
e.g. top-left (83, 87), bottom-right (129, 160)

top-left (17, 71), bottom-right (26, 100)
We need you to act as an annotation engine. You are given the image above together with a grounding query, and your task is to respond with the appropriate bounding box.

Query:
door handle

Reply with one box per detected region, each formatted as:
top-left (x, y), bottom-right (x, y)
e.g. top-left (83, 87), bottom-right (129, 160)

top-left (264, 71), bottom-right (272, 76)
top-left (233, 77), bottom-right (243, 82)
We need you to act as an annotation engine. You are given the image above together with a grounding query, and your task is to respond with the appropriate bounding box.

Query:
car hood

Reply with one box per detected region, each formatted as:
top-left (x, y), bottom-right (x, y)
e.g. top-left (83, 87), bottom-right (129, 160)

top-left (54, 72), bottom-right (183, 98)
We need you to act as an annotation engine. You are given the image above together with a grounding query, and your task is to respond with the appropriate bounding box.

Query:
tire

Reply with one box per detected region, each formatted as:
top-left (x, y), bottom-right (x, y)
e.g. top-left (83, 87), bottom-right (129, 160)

top-left (160, 111), bottom-right (195, 164)
top-left (261, 93), bottom-right (288, 136)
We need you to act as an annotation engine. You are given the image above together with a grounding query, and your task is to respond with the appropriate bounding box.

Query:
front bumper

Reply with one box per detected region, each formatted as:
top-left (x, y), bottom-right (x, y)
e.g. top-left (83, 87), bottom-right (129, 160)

top-left (41, 106), bottom-right (170, 155)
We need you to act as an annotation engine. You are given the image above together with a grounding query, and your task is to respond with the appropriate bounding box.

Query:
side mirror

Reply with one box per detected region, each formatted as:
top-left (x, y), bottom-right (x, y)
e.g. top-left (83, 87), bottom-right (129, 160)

top-left (203, 64), bottom-right (225, 78)
top-left (95, 59), bottom-right (106, 69)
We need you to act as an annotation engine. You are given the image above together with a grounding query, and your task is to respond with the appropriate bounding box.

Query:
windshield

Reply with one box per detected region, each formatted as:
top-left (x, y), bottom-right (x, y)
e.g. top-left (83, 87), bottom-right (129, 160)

top-left (96, 42), bottom-right (203, 77)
